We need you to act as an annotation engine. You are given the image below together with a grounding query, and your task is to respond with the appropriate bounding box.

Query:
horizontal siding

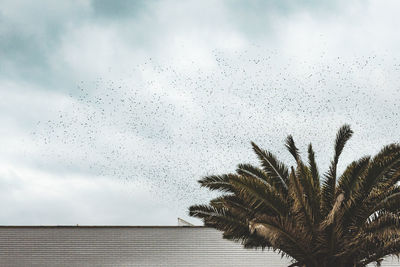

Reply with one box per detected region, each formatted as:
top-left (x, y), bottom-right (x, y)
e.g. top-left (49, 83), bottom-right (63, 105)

top-left (0, 227), bottom-right (290, 267)
top-left (379, 257), bottom-right (400, 267)
top-left (0, 226), bottom-right (398, 267)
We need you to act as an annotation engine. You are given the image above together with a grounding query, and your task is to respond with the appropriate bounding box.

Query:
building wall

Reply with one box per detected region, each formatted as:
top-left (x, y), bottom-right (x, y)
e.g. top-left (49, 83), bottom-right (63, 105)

top-left (0, 226), bottom-right (289, 267)
top-left (0, 226), bottom-right (398, 267)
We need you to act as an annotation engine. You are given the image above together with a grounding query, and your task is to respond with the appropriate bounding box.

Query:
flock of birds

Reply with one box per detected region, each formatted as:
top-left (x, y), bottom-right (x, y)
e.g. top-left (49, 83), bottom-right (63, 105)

top-left (32, 49), bottom-right (400, 209)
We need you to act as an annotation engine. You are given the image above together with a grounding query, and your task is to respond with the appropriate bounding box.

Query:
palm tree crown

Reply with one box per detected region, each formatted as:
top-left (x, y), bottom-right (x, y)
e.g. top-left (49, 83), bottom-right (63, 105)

top-left (189, 125), bottom-right (400, 267)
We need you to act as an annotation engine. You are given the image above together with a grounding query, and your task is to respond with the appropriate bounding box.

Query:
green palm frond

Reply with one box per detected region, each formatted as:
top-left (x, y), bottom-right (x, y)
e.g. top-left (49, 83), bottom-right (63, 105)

top-left (347, 144), bottom-right (400, 230)
top-left (337, 156), bottom-right (370, 198)
top-left (359, 144), bottom-right (400, 199)
top-left (251, 142), bottom-right (289, 190)
top-left (198, 174), bottom-right (236, 193)
top-left (250, 215), bottom-right (314, 263)
top-left (285, 135), bottom-right (300, 162)
top-left (307, 144), bottom-right (322, 223)
top-left (229, 174), bottom-right (289, 216)
top-left (236, 164), bottom-right (271, 186)
top-left (308, 144), bottom-right (320, 192)
top-left (288, 167), bottom-right (315, 238)
top-left (188, 204), bottom-right (249, 238)
top-left (321, 124), bottom-right (353, 217)
top-left (363, 211), bottom-right (400, 239)
top-left (189, 124), bottom-right (400, 267)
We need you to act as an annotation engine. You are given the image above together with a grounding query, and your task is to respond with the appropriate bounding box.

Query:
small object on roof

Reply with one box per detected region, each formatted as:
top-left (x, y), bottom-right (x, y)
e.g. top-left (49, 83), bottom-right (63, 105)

top-left (177, 218), bottom-right (194, 226)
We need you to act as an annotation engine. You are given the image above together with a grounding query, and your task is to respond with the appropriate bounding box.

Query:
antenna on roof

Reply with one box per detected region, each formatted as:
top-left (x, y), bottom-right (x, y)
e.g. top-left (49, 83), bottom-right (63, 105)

top-left (177, 218), bottom-right (194, 226)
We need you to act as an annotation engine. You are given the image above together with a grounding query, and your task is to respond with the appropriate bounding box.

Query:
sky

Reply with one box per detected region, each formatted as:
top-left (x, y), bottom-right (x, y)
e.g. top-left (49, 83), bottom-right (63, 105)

top-left (1, 0), bottom-right (400, 225)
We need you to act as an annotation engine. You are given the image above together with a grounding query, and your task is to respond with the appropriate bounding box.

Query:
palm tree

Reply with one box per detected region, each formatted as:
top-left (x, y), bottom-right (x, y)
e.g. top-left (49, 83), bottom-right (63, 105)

top-left (189, 125), bottom-right (400, 267)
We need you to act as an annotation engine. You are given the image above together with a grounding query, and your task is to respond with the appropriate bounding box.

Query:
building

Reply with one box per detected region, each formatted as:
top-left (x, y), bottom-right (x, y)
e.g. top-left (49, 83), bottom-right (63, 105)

top-left (0, 225), bottom-right (398, 266)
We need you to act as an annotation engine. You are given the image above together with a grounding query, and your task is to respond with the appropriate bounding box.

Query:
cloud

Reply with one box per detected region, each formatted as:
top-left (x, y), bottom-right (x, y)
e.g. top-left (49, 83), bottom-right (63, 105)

top-left (91, 0), bottom-right (150, 18)
top-left (1, 0), bottom-right (400, 225)
top-left (0, 0), bottom-right (90, 86)
top-left (0, 163), bottom-right (175, 225)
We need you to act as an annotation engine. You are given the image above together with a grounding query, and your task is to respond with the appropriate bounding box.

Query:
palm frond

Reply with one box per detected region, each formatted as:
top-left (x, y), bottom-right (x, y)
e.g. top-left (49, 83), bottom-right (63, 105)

top-left (349, 144), bottom-right (400, 229)
top-left (359, 144), bottom-right (400, 200)
top-left (337, 156), bottom-right (370, 198)
top-left (251, 142), bottom-right (289, 190)
top-left (308, 144), bottom-right (320, 191)
top-left (188, 204), bottom-right (249, 238)
top-left (198, 174), bottom-right (236, 193)
top-left (285, 135), bottom-right (300, 162)
top-left (307, 144), bottom-right (322, 223)
top-left (236, 164), bottom-right (271, 186)
top-left (229, 174), bottom-right (289, 216)
top-left (288, 167), bottom-right (314, 233)
top-left (189, 124), bottom-right (400, 266)
top-left (249, 215), bottom-right (315, 265)
top-left (321, 124), bottom-right (353, 216)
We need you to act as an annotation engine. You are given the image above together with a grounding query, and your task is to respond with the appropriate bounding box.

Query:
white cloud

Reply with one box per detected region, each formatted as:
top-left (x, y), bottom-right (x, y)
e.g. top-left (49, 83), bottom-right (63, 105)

top-left (1, 0), bottom-right (400, 225)
top-left (0, 163), bottom-right (177, 225)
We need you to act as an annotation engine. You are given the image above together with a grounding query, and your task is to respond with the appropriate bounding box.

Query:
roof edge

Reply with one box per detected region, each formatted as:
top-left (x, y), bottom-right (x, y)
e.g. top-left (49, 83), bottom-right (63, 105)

top-left (0, 225), bottom-right (206, 228)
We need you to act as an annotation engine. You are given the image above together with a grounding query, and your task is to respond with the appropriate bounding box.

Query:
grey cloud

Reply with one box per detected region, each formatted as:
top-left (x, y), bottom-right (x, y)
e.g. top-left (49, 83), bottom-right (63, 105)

top-left (91, 0), bottom-right (151, 19)
top-left (225, 0), bottom-right (351, 39)
top-left (1, 0), bottom-right (400, 225)
top-left (0, 1), bottom-right (88, 90)
top-left (0, 168), bottom-right (177, 225)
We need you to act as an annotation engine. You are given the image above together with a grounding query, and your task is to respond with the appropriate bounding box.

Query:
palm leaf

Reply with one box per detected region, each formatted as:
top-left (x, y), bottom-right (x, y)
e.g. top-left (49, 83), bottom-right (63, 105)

top-left (229, 174), bottom-right (289, 216)
top-left (321, 124), bottom-right (353, 216)
top-left (189, 124), bottom-right (400, 266)
top-left (198, 174), bottom-right (236, 193)
top-left (251, 142), bottom-right (289, 190)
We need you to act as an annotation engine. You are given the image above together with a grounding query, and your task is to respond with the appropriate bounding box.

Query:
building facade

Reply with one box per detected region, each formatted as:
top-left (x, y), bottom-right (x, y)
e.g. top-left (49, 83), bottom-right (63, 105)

top-left (0, 226), bottom-right (398, 266)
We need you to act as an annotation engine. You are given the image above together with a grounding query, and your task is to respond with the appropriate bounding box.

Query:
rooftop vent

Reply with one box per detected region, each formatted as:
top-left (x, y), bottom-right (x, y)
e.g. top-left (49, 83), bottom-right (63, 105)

top-left (177, 218), bottom-right (194, 226)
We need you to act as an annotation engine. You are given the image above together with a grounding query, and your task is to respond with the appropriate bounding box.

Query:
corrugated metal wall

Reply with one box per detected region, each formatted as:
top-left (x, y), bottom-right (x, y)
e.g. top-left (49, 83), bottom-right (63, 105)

top-left (0, 226), bottom-right (398, 267)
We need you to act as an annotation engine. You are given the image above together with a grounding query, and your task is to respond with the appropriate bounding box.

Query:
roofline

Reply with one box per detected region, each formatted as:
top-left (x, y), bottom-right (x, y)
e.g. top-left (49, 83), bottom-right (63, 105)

top-left (0, 225), bottom-right (206, 229)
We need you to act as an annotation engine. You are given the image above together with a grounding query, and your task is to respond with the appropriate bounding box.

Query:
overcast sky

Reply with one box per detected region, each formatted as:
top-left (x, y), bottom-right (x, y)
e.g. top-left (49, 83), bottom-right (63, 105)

top-left (1, 0), bottom-right (400, 225)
